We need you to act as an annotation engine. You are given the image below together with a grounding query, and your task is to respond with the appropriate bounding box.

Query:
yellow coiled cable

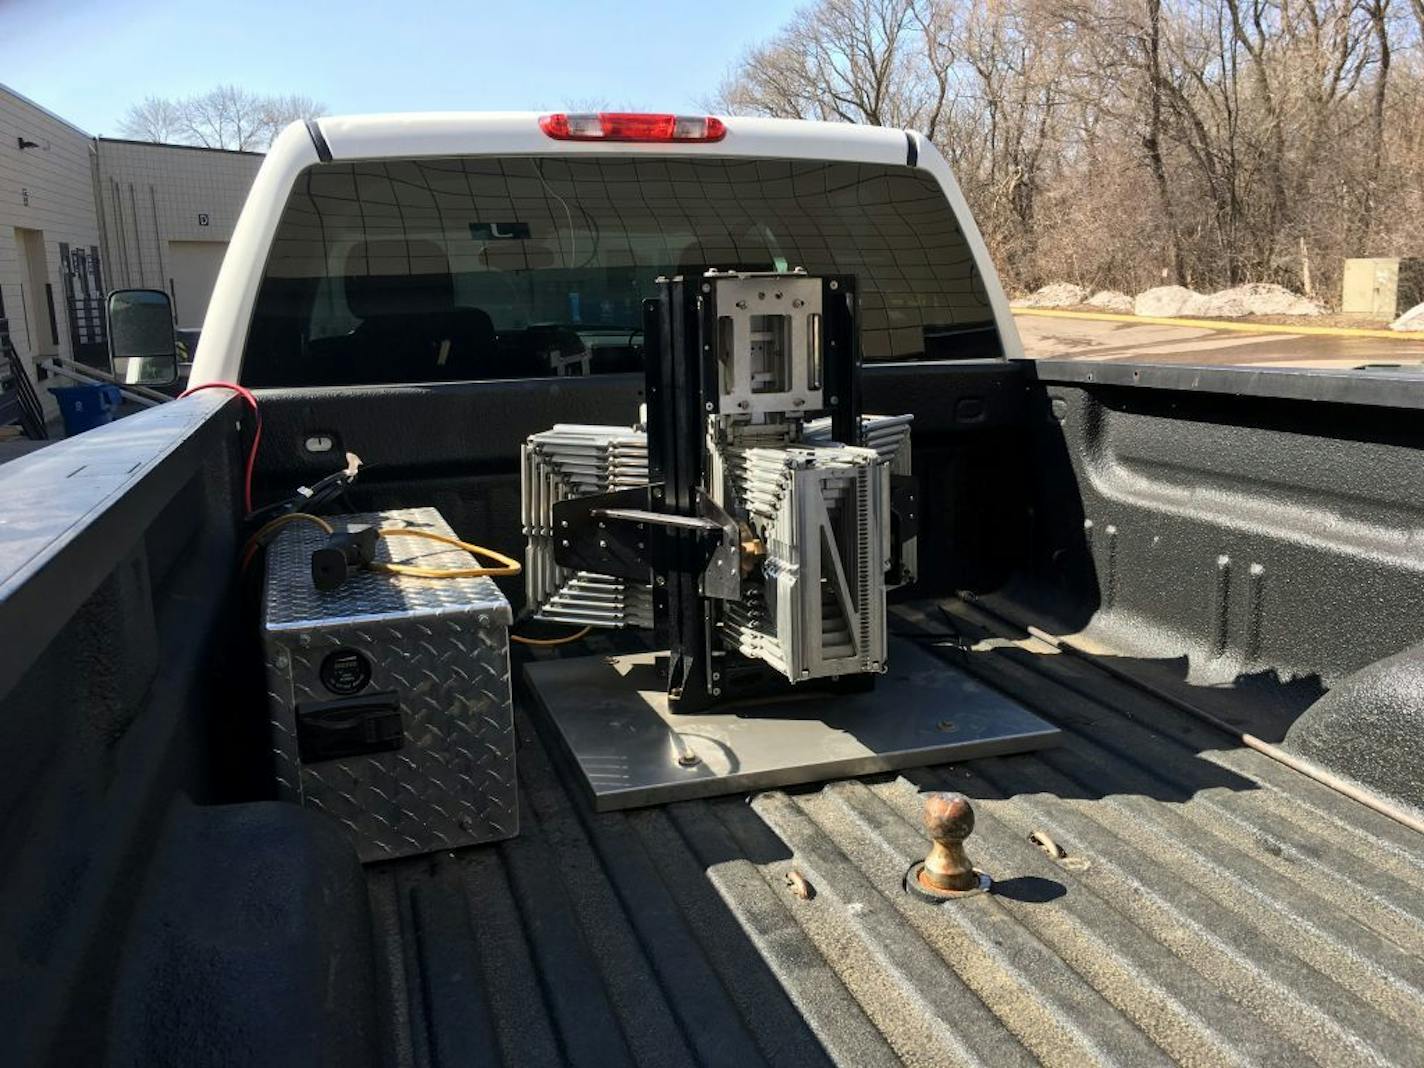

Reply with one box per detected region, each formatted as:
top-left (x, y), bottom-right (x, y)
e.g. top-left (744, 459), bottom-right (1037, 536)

top-left (242, 513), bottom-right (587, 646)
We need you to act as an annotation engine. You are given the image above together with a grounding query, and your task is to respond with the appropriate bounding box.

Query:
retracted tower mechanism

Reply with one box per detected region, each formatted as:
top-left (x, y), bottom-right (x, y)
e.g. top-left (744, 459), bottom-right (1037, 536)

top-left (521, 270), bottom-right (1059, 809)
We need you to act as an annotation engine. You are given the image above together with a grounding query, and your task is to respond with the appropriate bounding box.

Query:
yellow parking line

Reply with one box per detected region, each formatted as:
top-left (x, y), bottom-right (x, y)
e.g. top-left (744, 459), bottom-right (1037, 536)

top-left (1012, 306), bottom-right (1424, 340)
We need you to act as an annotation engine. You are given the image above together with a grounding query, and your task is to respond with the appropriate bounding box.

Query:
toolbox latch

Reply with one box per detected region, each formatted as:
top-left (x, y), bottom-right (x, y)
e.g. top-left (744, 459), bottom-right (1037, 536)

top-left (296, 694), bottom-right (403, 763)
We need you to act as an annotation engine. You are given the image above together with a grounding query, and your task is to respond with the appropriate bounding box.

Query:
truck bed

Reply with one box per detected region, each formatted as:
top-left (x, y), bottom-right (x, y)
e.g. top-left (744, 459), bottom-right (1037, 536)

top-left (364, 598), bottom-right (1424, 1068)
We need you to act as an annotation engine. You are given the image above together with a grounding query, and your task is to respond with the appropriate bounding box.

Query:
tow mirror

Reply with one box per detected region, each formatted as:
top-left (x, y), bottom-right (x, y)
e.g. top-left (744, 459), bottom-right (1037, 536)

top-left (107, 289), bottom-right (179, 386)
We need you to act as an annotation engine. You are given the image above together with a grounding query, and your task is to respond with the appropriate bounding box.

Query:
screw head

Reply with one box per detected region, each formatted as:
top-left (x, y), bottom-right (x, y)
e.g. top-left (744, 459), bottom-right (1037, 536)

top-left (829, 280), bottom-right (839, 290)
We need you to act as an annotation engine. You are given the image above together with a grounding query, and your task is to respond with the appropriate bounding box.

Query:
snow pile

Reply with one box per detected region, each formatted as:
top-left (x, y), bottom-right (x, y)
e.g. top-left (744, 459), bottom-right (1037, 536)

top-left (1134, 286), bottom-right (1202, 317)
top-left (1013, 281), bottom-right (1328, 318)
top-left (1086, 290), bottom-right (1134, 313)
top-left (1390, 303), bottom-right (1424, 332)
top-left (1135, 282), bottom-right (1323, 318)
top-left (1195, 283), bottom-right (1325, 317)
top-left (1014, 283), bottom-right (1088, 308)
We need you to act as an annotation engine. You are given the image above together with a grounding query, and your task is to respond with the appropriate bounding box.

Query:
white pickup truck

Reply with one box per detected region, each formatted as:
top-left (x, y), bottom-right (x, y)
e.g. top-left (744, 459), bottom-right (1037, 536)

top-left (2, 112), bottom-right (1421, 1068)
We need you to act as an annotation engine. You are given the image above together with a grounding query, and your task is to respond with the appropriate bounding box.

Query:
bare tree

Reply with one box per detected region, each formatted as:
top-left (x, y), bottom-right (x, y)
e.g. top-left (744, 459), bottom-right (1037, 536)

top-left (716, 0), bottom-right (1423, 304)
top-left (118, 85), bottom-right (325, 151)
top-left (116, 96), bottom-right (185, 143)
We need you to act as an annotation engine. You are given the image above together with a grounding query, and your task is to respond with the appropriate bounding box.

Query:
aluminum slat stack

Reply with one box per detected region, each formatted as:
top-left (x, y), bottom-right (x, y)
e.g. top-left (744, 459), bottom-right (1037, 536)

top-left (521, 425), bottom-right (654, 629)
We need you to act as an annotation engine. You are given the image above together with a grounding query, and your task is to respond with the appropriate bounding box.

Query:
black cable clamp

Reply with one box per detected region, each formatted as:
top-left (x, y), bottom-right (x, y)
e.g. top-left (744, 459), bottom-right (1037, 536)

top-left (311, 526), bottom-right (379, 591)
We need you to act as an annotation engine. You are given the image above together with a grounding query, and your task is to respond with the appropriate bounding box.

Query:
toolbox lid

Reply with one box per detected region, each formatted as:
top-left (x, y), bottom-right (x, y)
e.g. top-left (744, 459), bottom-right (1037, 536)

top-left (261, 507), bottom-right (513, 631)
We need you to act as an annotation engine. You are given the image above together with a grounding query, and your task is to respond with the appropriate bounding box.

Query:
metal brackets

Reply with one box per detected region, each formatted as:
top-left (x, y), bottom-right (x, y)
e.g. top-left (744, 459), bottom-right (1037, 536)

top-left (551, 484), bottom-right (737, 592)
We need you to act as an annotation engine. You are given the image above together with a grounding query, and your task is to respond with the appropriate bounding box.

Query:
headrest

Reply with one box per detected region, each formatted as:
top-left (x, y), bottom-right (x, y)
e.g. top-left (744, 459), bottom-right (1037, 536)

top-left (344, 239), bottom-right (455, 319)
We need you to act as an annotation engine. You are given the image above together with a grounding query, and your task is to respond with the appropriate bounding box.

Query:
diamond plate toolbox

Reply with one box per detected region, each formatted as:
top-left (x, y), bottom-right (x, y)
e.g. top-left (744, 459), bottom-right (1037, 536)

top-left (261, 507), bottom-right (516, 862)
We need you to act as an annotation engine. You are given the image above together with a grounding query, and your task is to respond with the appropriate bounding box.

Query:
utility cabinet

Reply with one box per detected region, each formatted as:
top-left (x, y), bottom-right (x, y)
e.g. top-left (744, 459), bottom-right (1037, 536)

top-left (1341, 258), bottom-right (1424, 318)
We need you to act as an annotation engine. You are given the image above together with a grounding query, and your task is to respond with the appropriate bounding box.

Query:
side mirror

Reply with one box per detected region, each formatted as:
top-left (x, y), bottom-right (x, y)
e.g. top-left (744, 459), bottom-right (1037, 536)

top-left (107, 289), bottom-right (179, 386)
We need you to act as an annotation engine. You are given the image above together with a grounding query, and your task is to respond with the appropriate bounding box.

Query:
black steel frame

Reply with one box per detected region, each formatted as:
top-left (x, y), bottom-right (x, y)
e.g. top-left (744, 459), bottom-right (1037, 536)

top-left (641, 273), bottom-right (864, 712)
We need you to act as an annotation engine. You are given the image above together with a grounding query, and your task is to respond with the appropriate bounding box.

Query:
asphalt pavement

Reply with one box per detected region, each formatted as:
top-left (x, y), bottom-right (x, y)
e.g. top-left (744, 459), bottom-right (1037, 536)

top-left (1015, 312), bottom-right (1424, 368)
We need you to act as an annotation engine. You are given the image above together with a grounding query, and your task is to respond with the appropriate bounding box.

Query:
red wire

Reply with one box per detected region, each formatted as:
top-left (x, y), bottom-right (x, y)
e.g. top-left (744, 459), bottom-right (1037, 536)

top-left (179, 381), bottom-right (261, 515)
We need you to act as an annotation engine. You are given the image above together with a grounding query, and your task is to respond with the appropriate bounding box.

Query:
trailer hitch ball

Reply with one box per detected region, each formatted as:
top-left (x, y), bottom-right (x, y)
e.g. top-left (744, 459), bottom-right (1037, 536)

top-left (906, 792), bottom-right (992, 901)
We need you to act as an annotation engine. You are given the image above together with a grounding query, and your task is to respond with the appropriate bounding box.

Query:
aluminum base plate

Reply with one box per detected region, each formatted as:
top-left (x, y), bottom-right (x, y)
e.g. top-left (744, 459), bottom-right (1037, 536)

top-left (524, 637), bottom-right (1060, 811)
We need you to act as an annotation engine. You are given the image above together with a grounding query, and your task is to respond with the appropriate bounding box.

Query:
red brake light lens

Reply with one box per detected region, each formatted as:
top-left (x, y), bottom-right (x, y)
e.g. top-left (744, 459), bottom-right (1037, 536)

top-left (539, 112), bottom-right (727, 143)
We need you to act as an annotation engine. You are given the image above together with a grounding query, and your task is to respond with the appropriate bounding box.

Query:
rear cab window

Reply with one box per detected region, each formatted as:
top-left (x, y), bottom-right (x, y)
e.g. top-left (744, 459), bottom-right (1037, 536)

top-left (241, 155), bottom-right (1003, 387)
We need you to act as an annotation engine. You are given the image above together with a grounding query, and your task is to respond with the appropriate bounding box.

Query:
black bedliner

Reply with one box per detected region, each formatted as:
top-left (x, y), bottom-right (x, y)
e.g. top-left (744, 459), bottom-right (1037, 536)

top-left (367, 602), bottom-right (1424, 1068)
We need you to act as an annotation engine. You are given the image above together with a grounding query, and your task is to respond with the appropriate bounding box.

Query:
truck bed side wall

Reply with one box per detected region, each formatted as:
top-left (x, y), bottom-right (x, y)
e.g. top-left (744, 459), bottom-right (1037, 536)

top-left (1017, 362), bottom-right (1424, 686)
top-left (0, 397), bottom-right (376, 1068)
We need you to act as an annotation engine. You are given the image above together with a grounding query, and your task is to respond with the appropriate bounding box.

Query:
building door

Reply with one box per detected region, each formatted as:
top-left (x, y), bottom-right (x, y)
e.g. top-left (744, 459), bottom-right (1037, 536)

top-left (15, 228), bottom-right (58, 361)
top-left (167, 240), bottom-right (228, 329)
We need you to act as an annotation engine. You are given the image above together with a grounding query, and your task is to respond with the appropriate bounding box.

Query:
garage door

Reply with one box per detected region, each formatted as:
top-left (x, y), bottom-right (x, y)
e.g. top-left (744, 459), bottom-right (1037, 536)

top-left (167, 240), bottom-right (229, 329)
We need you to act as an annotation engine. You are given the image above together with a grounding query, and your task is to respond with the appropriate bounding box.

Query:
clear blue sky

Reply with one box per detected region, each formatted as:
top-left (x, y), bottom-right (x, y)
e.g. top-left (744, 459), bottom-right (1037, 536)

top-left (0, 0), bottom-right (801, 137)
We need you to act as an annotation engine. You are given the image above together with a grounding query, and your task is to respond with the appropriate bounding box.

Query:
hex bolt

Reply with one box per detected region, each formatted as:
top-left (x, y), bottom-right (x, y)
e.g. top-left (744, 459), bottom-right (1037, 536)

top-left (909, 792), bottom-right (990, 900)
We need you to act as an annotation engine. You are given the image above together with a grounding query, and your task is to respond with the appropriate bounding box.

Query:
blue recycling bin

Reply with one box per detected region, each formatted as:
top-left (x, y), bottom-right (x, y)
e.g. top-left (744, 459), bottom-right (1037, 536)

top-left (50, 384), bottom-right (123, 437)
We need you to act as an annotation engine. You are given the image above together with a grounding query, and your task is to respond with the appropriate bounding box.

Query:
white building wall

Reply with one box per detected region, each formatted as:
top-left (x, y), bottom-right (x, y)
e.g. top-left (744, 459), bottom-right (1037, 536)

top-left (96, 140), bottom-right (261, 328)
top-left (0, 84), bottom-right (101, 414)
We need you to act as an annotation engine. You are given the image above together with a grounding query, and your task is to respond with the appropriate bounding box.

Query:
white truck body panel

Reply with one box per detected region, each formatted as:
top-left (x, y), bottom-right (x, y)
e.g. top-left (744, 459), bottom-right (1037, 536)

top-left (191, 113), bottom-right (1021, 385)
